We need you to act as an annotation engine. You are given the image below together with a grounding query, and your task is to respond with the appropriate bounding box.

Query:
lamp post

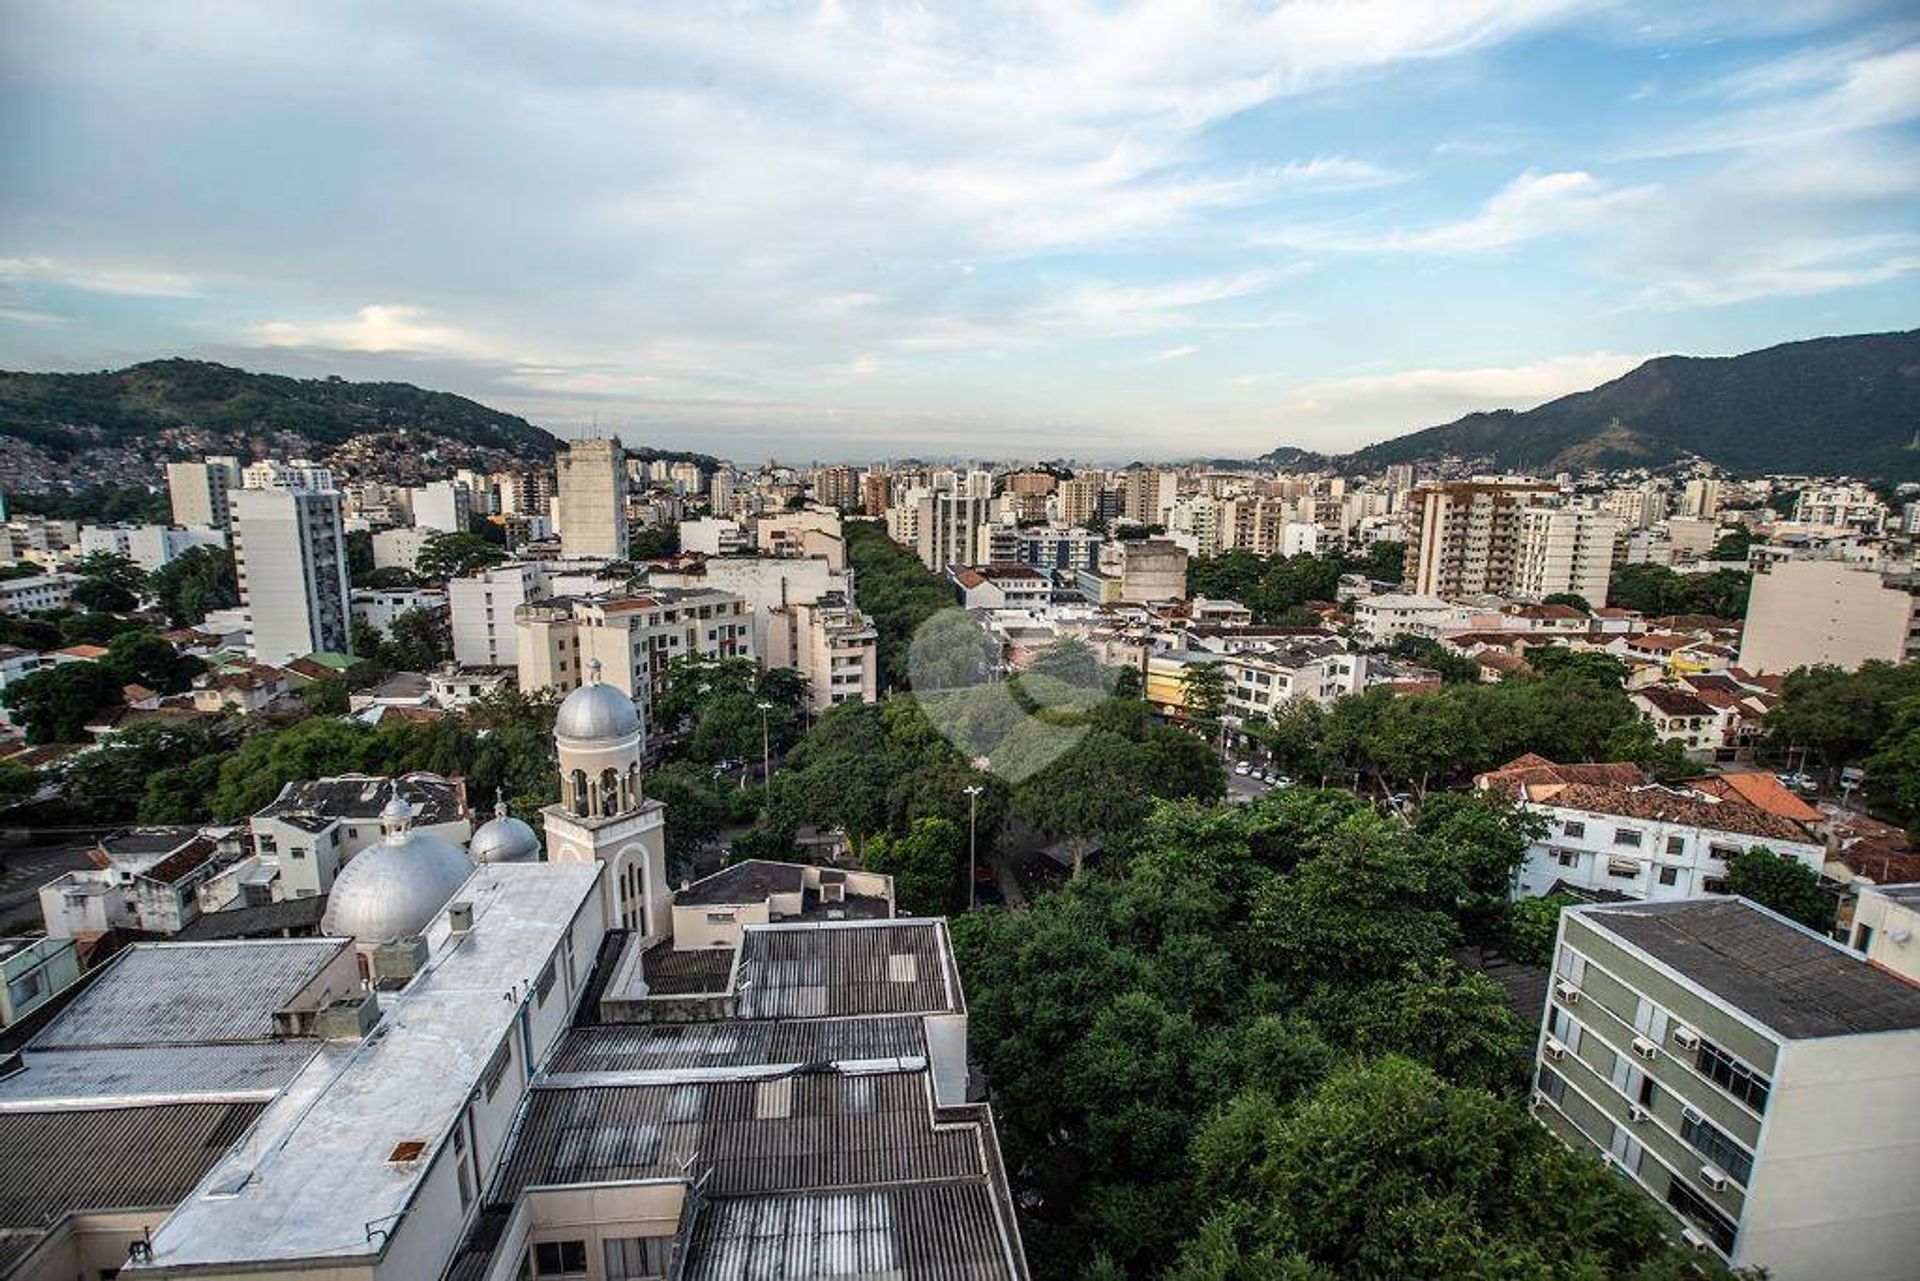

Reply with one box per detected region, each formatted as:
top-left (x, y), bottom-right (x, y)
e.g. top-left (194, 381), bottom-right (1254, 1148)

top-left (756, 701), bottom-right (773, 801)
top-left (963, 784), bottom-right (984, 911)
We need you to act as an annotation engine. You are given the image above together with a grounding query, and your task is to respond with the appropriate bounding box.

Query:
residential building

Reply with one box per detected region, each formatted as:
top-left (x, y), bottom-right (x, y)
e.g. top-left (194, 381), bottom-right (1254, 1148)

top-left (1404, 478), bottom-right (1558, 597)
top-left (1631, 686), bottom-right (1734, 759)
top-left (1056, 473), bottom-right (1104, 526)
top-left (680, 515), bottom-right (754, 557)
top-left (1491, 769), bottom-right (1825, 903)
top-left (1512, 506), bottom-right (1619, 603)
top-left (241, 458), bottom-right (334, 492)
top-left (756, 508), bottom-right (845, 566)
top-left (372, 525), bottom-right (432, 572)
top-left (0, 572), bottom-right (77, 615)
top-left (812, 463), bottom-right (859, 509)
top-left (229, 484), bottom-right (352, 664)
top-left (0, 936), bottom-right (79, 1030)
top-left (411, 479), bottom-right (472, 534)
top-left (1681, 478), bottom-right (1723, 519)
top-left (515, 587), bottom-right (753, 715)
top-left (767, 591), bottom-right (880, 710)
top-left (351, 586), bottom-right (447, 634)
top-left (1793, 483), bottom-right (1887, 536)
top-left (1533, 897), bottom-right (1920, 1277)
top-left (1222, 639), bottom-right (1368, 720)
top-left (555, 437), bottom-right (629, 559)
top-left (249, 772), bottom-right (472, 899)
top-left (1351, 592), bottom-right (1472, 642)
top-left (449, 561), bottom-right (547, 666)
top-left (1019, 524), bottom-right (1103, 573)
top-left (164, 455), bottom-right (240, 528)
top-left (38, 827), bottom-right (229, 939)
top-left (77, 524), bottom-right (225, 572)
top-left (1739, 559), bottom-right (1920, 673)
top-left (859, 468), bottom-right (893, 516)
top-left (1099, 537), bottom-right (1189, 603)
top-left (913, 490), bottom-right (994, 573)
top-left (1847, 882), bottom-right (1920, 983)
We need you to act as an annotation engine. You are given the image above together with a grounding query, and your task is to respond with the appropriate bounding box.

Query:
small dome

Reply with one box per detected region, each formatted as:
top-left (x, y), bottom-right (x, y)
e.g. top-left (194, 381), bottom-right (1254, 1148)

top-left (555, 663), bottom-right (642, 742)
top-left (470, 800), bottom-right (540, 864)
top-left (321, 828), bottom-right (474, 943)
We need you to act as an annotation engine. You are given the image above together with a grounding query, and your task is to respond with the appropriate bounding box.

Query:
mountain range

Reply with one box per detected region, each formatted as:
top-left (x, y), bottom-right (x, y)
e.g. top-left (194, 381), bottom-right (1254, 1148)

top-left (0, 358), bottom-right (559, 461)
top-left (1265, 329), bottom-right (1920, 480)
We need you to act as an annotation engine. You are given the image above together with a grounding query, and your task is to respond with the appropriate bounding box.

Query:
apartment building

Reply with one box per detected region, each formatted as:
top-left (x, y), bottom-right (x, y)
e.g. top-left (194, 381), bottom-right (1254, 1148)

top-left (1019, 525), bottom-right (1103, 573)
top-left (1533, 898), bottom-right (1920, 1277)
top-left (164, 456), bottom-right (240, 528)
top-left (79, 523), bottom-right (226, 573)
top-left (1096, 537), bottom-right (1189, 604)
top-left (1682, 478), bottom-right (1723, 519)
top-left (1056, 473), bottom-right (1104, 526)
top-left (1848, 882), bottom-right (1920, 983)
top-left (1404, 479), bottom-right (1558, 597)
top-left (859, 468), bottom-right (894, 516)
top-left (953, 564), bottom-right (1053, 611)
top-left (1739, 559), bottom-right (1920, 673)
top-left (1222, 640), bottom-right (1367, 719)
top-left (767, 591), bottom-right (880, 710)
top-left (812, 463), bottom-right (860, 509)
top-left (0, 935), bottom-right (78, 1031)
top-left (410, 479), bottom-right (472, 533)
top-left (1793, 483), bottom-right (1887, 536)
top-left (515, 586), bottom-right (753, 715)
top-left (555, 437), bottom-right (629, 559)
top-left (38, 827), bottom-right (229, 939)
top-left (1513, 506), bottom-right (1619, 603)
top-left (0, 572), bottom-right (77, 615)
top-left (229, 484), bottom-right (352, 663)
top-left (1500, 774), bottom-right (1824, 903)
top-left (1351, 592), bottom-right (1474, 642)
top-left (913, 490), bottom-right (994, 573)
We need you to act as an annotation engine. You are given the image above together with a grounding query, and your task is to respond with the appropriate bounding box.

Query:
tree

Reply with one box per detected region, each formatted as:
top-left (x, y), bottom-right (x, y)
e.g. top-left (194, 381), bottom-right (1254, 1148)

top-left (1385, 635), bottom-right (1480, 685)
top-left (0, 662), bottom-right (124, 742)
top-left (148, 546), bottom-right (239, 625)
top-left (1725, 846), bottom-right (1834, 932)
top-left (865, 816), bottom-right (964, 914)
top-left (209, 718), bottom-right (376, 819)
top-left (103, 629), bottom-right (205, 694)
top-left (1525, 645), bottom-right (1627, 688)
top-left (1347, 540), bottom-right (1405, 586)
top-left (0, 759), bottom-right (39, 810)
top-left (354, 565), bottom-right (421, 590)
top-left (1710, 526), bottom-right (1756, 562)
top-left (646, 760), bottom-right (729, 868)
top-left (1181, 661), bottom-right (1228, 730)
top-left (58, 612), bottom-right (145, 646)
top-left (63, 722), bottom-right (218, 821)
top-left (385, 607), bottom-right (450, 672)
top-left (1541, 591), bottom-right (1591, 612)
top-left (413, 530), bottom-right (507, 581)
top-left (628, 522), bottom-right (680, 559)
top-left (70, 576), bottom-right (137, 613)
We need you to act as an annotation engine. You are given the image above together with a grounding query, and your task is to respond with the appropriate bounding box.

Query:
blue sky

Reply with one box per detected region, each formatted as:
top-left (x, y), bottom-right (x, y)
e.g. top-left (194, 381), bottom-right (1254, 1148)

top-left (2, 1), bottom-right (1917, 461)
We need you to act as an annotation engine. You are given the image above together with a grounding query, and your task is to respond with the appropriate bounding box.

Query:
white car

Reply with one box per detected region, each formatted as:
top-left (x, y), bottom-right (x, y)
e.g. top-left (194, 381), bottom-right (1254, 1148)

top-left (1234, 761), bottom-right (1251, 776)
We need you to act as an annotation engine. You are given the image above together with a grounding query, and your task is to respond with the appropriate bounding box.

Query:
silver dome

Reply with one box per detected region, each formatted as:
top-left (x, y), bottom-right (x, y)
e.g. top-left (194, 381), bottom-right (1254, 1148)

top-left (470, 801), bottom-right (540, 864)
top-left (555, 674), bottom-right (642, 742)
top-left (321, 828), bottom-right (475, 943)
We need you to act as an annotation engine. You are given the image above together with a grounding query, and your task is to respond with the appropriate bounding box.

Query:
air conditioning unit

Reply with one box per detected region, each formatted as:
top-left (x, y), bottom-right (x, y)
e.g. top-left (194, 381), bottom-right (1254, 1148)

top-left (1554, 979), bottom-right (1581, 1004)
top-left (1627, 1104), bottom-right (1649, 1124)
top-left (1672, 1025), bottom-right (1701, 1051)
top-left (1544, 1037), bottom-right (1567, 1061)
top-left (1699, 1165), bottom-right (1730, 1193)
top-left (1631, 1036), bottom-right (1659, 1061)
top-left (1680, 1228), bottom-right (1709, 1252)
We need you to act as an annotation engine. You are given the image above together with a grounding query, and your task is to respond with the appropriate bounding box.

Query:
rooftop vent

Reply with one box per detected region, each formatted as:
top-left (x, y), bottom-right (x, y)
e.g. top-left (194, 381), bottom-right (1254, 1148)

top-left (387, 1140), bottom-right (427, 1164)
top-left (448, 901), bottom-right (474, 934)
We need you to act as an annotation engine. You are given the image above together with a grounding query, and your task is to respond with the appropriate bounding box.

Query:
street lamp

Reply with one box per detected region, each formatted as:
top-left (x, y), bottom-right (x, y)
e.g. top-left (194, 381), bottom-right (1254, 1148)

top-left (756, 701), bottom-right (773, 801)
top-left (963, 784), bottom-right (984, 911)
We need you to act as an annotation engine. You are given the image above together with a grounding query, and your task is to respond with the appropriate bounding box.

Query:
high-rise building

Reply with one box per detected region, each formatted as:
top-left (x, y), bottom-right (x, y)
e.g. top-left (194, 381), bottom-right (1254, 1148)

top-left (812, 464), bottom-right (860, 510)
top-left (556, 438), bottom-right (629, 559)
top-left (515, 587), bottom-right (754, 716)
top-left (1056, 473), bottom-right (1104, 526)
top-left (1681, 478), bottom-right (1723, 519)
top-left (1739, 560), bottom-right (1920, 672)
top-left (859, 469), bottom-right (893, 517)
top-left (1533, 898), bottom-right (1920, 1277)
top-left (1512, 507), bottom-right (1620, 604)
top-left (164, 455), bottom-right (240, 528)
top-left (913, 491), bottom-right (993, 572)
top-left (1404, 479), bottom-right (1559, 598)
top-left (411, 480), bottom-right (472, 534)
top-left (230, 484), bottom-right (352, 663)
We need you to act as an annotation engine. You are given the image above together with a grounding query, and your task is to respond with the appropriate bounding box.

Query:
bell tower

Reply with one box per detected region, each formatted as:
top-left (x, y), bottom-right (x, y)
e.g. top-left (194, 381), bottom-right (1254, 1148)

top-left (542, 661), bottom-right (671, 937)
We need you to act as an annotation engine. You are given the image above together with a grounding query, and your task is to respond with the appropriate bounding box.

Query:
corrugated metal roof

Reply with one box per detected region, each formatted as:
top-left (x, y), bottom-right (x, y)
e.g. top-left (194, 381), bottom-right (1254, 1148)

top-left (0, 1101), bottom-right (264, 1230)
top-left (549, 1017), bottom-right (925, 1076)
top-left (0, 1042), bottom-right (320, 1106)
top-left (498, 1072), bottom-right (981, 1200)
top-left (682, 1183), bottom-right (1017, 1280)
top-left (735, 923), bottom-right (957, 1019)
top-left (31, 940), bottom-right (345, 1049)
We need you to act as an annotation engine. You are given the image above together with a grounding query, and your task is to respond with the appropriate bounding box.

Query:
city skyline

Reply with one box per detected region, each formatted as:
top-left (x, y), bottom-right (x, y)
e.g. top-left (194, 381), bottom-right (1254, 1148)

top-left (3, 2), bottom-right (1918, 459)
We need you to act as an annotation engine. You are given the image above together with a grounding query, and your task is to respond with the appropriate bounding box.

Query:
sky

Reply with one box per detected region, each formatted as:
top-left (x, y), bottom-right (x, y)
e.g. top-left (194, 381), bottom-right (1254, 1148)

top-left (2, 2), bottom-right (1917, 463)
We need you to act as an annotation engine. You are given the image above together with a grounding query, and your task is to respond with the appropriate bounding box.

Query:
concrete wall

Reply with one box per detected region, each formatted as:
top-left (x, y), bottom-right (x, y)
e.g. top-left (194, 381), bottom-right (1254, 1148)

top-left (1739, 560), bottom-right (1913, 674)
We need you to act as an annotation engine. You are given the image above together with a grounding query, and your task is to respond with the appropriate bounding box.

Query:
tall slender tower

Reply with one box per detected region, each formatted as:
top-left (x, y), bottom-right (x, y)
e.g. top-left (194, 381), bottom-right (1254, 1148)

top-left (541, 660), bottom-right (670, 936)
top-left (556, 437), bottom-right (629, 559)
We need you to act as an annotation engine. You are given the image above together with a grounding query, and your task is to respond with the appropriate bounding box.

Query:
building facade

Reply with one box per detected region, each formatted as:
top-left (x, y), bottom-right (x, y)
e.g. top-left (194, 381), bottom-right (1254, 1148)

top-left (556, 438), bottom-right (629, 559)
top-left (229, 485), bottom-right (352, 663)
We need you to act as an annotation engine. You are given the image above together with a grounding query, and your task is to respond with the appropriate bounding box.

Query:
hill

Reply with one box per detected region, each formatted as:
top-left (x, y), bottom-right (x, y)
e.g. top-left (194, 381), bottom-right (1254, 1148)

top-left (0, 358), bottom-right (560, 461)
top-left (1302, 329), bottom-right (1920, 479)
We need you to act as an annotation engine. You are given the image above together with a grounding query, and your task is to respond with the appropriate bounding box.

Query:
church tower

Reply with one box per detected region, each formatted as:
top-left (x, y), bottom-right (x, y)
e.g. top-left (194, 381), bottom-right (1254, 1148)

top-left (542, 660), bottom-right (671, 937)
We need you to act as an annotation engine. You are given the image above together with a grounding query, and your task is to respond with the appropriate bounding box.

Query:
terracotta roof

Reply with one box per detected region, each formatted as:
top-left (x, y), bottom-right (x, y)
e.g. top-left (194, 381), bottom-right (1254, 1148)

top-left (1509, 603), bottom-right (1587, 620)
top-left (1529, 781), bottom-right (1817, 844)
top-left (1689, 773), bottom-right (1824, 824)
top-left (1628, 633), bottom-right (1695, 653)
top-left (953, 570), bottom-right (986, 589)
top-left (1476, 755), bottom-right (1646, 798)
top-left (1634, 686), bottom-right (1717, 718)
top-left (53, 644), bottom-right (109, 660)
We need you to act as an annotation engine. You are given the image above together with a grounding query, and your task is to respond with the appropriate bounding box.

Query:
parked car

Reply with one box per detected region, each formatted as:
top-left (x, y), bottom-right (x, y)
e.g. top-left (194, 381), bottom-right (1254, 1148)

top-left (1779, 772), bottom-right (1818, 795)
top-left (1234, 760), bottom-right (1251, 776)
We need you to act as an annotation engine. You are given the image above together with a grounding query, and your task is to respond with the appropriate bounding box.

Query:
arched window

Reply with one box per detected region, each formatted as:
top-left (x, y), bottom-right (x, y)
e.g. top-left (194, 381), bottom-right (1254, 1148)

top-left (626, 764), bottom-right (642, 811)
top-left (570, 769), bottom-right (589, 817)
top-left (600, 767), bottom-right (620, 817)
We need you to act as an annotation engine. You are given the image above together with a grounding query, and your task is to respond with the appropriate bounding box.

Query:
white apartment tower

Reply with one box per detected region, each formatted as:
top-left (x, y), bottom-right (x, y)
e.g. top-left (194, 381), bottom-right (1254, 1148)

top-left (1513, 507), bottom-right (1620, 604)
top-left (230, 485), bottom-right (352, 663)
top-left (164, 456), bottom-right (240, 529)
top-left (914, 491), bottom-right (994, 572)
top-left (557, 438), bottom-right (629, 559)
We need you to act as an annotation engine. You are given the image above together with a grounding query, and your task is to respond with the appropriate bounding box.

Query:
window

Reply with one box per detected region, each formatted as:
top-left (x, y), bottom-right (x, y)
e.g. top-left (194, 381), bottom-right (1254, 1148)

top-left (291, 847), bottom-right (306, 860)
top-left (482, 1039), bottom-right (513, 1100)
top-left (1696, 1042), bottom-right (1770, 1113)
top-left (7, 967), bottom-right (47, 1007)
top-left (1665, 835), bottom-right (1685, 856)
top-left (604, 1237), bottom-right (672, 1281)
top-left (533, 1240), bottom-right (589, 1277)
top-left (535, 957), bottom-right (557, 1006)
top-left (257, 834), bottom-right (278, 854)
top-left (1536, 1064), bottom-right (1566, 1104)
top-left (1707, 843), bottom-right (1740, 863)
top-left (1665, 1179), bottom-right (1737, 1254)
top-left (1561, 820), bottom-right (1586, 839)
top-left (1607, 857), bottom-right (1640, 879)
top-left (1854, 923), bottom-right (1876, 954)
top-left (1658, 866), bottom-right (1680, 886)
top-left (1637, 1074), bottom-right (1658, 1109)
top-left (1702, 876), bottom-right (1728, 894)
top-left (1555, 849), bottom-right (1578, 868)
top-left (1612, 828), bottom-right (1643, 848)
top-left (1681, 1111), bottom-right (1754, 1186)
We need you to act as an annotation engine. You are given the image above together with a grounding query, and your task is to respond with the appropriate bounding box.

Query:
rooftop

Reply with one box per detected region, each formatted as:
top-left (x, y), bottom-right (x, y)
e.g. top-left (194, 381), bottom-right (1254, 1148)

top-left (736, 920), bottom-right (961, 1020)
top-left (1581, 898), bottom-right (1920, 1039)
top-left (254, 771), bottom-right (466, 826)
top-left (140, 861), bottom-right (601, 1272)
top-left (1524, 781), bottom-right (1818, 845)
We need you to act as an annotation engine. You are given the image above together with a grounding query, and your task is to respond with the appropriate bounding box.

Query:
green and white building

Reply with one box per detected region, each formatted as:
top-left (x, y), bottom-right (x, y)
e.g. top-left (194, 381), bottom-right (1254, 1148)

top-left (1533, 897), bottom-right (1920, 1279)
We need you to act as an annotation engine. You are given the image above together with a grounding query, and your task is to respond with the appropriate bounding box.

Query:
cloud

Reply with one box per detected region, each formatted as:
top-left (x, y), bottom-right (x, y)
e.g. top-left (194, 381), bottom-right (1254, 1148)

top-left (0, 307), bottom-right (68, 326)
top-left (1263, 169), bottom-right (1652, 254)
top-left (1149, 344), bottom-right (1200, 362)
top-left (1273, 156), bottom-right (1407, 190)
top-left (250, 305), bottom-right (500, 359)
top-left (0, 255), bottom-right (201, 298)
